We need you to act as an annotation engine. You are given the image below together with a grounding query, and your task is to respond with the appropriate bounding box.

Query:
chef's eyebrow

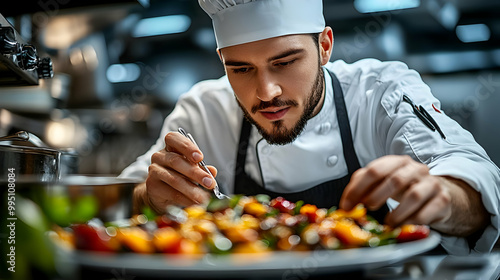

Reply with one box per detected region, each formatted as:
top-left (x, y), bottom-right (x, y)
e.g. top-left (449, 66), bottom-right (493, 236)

top-left (223, 48), bottom-right (305, 67)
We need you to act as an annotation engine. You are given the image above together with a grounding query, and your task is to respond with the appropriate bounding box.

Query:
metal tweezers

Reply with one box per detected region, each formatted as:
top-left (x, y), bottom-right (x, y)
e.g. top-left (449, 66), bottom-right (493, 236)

top-left (178, 127), bottom-right (230, 199)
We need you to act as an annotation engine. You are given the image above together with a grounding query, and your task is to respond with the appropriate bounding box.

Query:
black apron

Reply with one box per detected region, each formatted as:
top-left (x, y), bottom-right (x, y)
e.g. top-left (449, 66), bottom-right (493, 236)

top-left (234, 69), bottom-right (389, 222)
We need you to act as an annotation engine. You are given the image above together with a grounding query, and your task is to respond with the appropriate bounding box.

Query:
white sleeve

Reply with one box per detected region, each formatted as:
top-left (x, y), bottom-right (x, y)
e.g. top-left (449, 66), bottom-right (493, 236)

top-left (375, 62), bottom-right (500, 254)
top-left (118, 76), bottom-right (241, 193)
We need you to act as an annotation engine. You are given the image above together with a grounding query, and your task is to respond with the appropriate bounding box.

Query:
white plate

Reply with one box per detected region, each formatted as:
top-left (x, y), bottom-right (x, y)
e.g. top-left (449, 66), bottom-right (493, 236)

top-left (55, 231), bottom-right (441, 278)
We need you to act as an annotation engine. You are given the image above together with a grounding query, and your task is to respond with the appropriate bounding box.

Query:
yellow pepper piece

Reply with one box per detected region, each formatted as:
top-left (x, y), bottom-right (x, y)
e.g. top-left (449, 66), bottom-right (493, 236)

top-left (153, 227), bottom-right (182, 253)
top-left (244, 202), bottom-right (268, 217)
top-left (184, 205), bottom-right (206, 219)
top-left (116, 227), bottom-right (154, 254)
top-left (329, 203), bottom-right (367, 220)
top-left (333, 219), bottom-right (372, 247)
top-left (232, 240), bottom-right (269, 254)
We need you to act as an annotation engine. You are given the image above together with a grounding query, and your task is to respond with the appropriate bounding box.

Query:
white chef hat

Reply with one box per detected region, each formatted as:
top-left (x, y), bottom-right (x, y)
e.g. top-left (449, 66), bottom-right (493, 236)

top-left (199, 0), bottom-right (326, 49)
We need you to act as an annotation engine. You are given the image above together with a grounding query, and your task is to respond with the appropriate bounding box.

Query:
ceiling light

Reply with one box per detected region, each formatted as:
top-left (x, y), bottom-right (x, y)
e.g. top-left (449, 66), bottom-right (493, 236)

top-left (132, 15), bottom-right (191, 38)
top-left (106, 63), bottom-right (141, 83)
top-left (354, 0), bottom-right (420, 13)
top-left (429, 1), bottom-right (460, 30)
top-left (456, 24), bottom-right (491, 43)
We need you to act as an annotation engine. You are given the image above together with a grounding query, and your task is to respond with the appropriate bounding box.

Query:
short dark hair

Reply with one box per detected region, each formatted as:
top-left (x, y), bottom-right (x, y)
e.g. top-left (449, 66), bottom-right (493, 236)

top-left (311, 32), bottom-right (320, 49)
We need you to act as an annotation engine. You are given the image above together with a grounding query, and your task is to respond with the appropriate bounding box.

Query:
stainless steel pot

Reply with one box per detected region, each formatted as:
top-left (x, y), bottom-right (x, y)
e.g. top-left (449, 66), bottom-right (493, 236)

top-left (0, 131), bottom-right (78, 182)
top-left (12, 175), bottom-right (139, 223)
top-left (59, 175), bottom-right (139, 222)
top-left (0, 174), bottom-right (140, 279)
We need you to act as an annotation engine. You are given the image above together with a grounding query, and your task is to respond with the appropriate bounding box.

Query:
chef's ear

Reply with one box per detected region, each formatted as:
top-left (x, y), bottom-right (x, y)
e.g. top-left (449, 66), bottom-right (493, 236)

top-left (319, 27), bottom-right (333, 66)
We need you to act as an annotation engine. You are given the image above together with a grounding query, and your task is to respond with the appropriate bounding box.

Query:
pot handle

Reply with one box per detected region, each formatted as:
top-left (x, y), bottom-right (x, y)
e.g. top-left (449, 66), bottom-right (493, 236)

top-left (0, 131), bottom-right (48, 148)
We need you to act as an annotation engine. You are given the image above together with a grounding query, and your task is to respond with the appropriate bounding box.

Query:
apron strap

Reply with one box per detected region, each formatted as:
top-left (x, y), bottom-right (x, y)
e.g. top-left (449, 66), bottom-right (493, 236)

top-left (329, 69), bottom-right (361, 173)
top-left (235, 117), bottom-right (252, 180)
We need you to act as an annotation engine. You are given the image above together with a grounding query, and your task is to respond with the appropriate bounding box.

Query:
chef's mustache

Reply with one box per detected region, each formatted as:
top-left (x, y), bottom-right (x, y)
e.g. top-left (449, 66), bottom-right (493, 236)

top-left (251, 98), bottom-right (298, 114)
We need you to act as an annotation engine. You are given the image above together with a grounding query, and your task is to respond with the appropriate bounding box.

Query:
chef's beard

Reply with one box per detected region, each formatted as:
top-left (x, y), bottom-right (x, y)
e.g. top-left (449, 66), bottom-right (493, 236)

top-left (236, 66), bottom-right (324, 145)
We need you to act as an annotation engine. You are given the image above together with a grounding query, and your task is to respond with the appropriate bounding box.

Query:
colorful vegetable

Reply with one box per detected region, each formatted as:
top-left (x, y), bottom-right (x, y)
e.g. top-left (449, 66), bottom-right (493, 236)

top-left (116, 227), bottom-right (154, 254)
top-left (53, 196), bottom-right (430, 255)
top-left (270, 197), bottom-right (296, 214)
top-left (72, 224), bottom-right (119, 252)
top-left (396, 224), bottom-right (431, 242)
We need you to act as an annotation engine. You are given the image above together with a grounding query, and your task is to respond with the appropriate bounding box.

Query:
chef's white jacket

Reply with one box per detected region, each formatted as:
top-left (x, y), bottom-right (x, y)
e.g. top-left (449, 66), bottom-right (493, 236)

top-left (120, 58), bottom-right (500, 254)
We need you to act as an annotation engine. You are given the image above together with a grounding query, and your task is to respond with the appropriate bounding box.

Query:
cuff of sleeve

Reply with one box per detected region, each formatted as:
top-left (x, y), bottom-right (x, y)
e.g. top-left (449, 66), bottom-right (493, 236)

top-left (429, 157), bottom-right (500, 253)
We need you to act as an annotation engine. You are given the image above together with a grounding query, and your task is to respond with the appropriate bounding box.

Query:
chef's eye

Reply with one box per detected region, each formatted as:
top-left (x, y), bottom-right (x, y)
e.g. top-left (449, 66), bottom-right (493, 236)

top-left (231, 67), bottom-right (250, 74)
top-left (275, 59), bottom-right (296, 67)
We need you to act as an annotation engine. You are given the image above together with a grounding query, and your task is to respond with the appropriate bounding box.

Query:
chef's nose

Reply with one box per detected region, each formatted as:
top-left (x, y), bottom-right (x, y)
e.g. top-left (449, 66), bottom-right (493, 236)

top-left (255, 71), bottom-right (282, 101)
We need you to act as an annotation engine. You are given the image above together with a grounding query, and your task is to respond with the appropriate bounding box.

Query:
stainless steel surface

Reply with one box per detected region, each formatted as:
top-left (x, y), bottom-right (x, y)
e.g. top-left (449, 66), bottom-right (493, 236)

top-left (0, 13), bottom-right (53, 86)
top-left (0, 131), bottom-right (79, 181)
top-left (0, 130), bottom-right (47, 147)
top-left (178, 127), bottom-right (230, 200)
top-left (58, 175), bottom-right (140, 222)
top-left (13, 175), bottom-right (140, 223)
top-left (0, 142), bottom-right (60, 182)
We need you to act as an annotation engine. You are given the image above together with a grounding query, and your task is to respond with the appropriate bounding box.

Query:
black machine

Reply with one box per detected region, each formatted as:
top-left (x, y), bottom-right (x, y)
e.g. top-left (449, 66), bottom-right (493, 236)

top-left (0, 14), bottom-right (53, 86)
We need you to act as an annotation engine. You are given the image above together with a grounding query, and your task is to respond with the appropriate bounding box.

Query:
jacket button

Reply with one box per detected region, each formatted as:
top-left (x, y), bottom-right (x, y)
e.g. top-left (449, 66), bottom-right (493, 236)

top-left (317, 122), bottom-right (332, 134)
top-left (261, 145), bottom-right (271, 155)
top-left (327, 155), bottom-right (338, 166)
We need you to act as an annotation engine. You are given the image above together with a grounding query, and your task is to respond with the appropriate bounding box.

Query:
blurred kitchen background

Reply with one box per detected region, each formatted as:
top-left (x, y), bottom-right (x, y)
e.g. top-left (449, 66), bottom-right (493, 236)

top-left (0, 0), bottom-right (499, 175)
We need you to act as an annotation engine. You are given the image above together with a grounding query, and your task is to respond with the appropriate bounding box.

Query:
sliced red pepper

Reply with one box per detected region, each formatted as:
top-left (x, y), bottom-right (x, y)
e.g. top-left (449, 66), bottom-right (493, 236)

top-left (396, 224), bottom-right (430, 242)
top-left (270, 197), bottom-right (296, 214)
top-left (72, 224), bottom-right (118, 252)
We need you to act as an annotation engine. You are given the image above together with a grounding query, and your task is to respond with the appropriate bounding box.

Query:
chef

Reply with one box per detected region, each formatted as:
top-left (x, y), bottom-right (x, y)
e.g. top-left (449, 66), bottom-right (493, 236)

top-left (120, 0), bottom-right (500, 254)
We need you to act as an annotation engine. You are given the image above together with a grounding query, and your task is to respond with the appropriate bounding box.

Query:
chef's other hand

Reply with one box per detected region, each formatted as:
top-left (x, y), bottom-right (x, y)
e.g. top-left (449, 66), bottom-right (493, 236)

top-left (134, 131), bottom-right (216, 214)
top-left (339, 155), bottom-right (488, 237)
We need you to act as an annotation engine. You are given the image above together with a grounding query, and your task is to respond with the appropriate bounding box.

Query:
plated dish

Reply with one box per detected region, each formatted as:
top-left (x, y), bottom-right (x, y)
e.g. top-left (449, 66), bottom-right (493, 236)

top-left (49, 195), bottom-right (440, 278)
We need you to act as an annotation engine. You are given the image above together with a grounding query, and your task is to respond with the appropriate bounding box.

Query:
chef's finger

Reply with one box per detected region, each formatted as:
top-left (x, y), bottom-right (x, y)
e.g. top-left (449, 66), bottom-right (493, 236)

top-left (146, 171), bottom-right (201, 210)
top-left (164, 131), bottom-right (204, 163)
top-left (388, 195), bottom-right (450, 227)
top-left (385, 178), bottom-right (449, 226)
top-left (340, 155), bottom-right (414, 210)
top-left (149, 162), bottom-right (212, 204)
top-left (151, 149), bottom-right (215, 190)
top-left (207, 165), bottom-right (218, 178)
top-left (362, 161), bottom-right (428, 210)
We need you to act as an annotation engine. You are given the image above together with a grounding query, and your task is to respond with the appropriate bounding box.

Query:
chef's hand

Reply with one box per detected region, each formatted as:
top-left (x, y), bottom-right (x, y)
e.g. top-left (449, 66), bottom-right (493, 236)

top-left (134, 131), bottom-right (217, 214)
top-left (339, 155), bottom-right (488, 237)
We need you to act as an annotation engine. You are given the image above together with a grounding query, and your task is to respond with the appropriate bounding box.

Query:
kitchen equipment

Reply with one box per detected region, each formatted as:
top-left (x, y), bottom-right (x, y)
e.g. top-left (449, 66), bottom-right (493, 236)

top-left (0, 131), bottom-right (78, 182)
top-left (0, 13), bottom-right (53, 86)
top-left (0, 174), bottom-right (140, 279)
top-left (10, 175), bottom-right (140, 224)
top-left (55, 175), bottom-right (140, 222)
top-left (178, 127), bottom-right (230, 199)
